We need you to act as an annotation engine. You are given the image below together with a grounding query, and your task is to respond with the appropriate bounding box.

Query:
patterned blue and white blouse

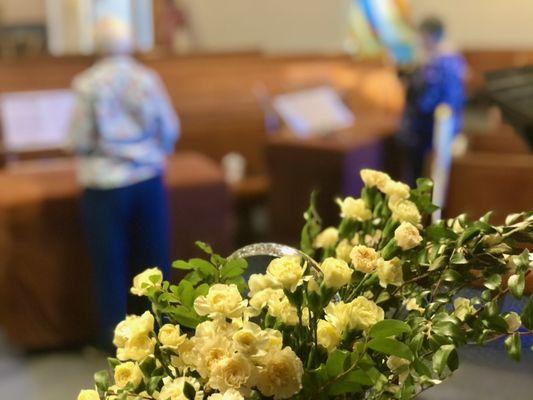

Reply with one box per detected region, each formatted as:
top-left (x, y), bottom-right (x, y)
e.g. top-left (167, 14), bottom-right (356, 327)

top-left (68, 56), bottom-right (180, 189)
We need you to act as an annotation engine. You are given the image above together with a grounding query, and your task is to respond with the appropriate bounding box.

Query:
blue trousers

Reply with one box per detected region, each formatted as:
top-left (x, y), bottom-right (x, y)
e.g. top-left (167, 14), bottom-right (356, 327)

top-left (82, 175), bottom-right (170, 349)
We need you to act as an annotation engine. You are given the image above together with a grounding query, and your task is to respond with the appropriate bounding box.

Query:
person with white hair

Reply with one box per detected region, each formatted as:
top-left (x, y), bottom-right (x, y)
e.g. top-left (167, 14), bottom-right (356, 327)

top-left (68, 17), bottom-right (180, 350)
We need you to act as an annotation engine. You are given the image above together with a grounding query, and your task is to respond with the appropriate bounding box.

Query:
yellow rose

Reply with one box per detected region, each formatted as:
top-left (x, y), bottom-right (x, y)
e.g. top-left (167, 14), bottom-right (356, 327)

top-left (170, 338), bottom-right (196, 372)
top-left (267, 297), bottom-right (309, 326)
top-left (313, 227), bottom-right (339, 249)
top-left (504, 312), bottom-right (522, 332)
top-left (114, 312), bottom-right (156, 361)
top-left (232, 322), bottom-right (269, 357)
top-left (248, 274), bottom-right (282, 296)
top-left (319, 257), bottom-right (353, 289)
top-left (77, 390), bottom-right (99, 400)
top-left (263, 329), bottom-right (284, 353)
top-left (390, 200), bottom-right (421, 225)
top-left (317, 320), bottom-right (341, 352)
top-left (117, 333), bottom-right (156, 362)
top-left (249, 288), bottom-right (285, 313)
top-left (208, 389), bottom-right (245, 400)
top-left (266, 256), bottom-right (306, 292)
top-left (376, 257), bottom-right (403, 288)
top-left (208, 353), bottom-right (256, 392)
top-left (348, 296), bottom-right (384, 331)
top-left (195, 319), bottom-right (238, 340)
top-left (113, 311), bottom-right (155, 348)
top-left (158, 324), bottom-right (187, 351)
top-left (193, 335), bottom-right (234, 378)
top-left (360, 169), bottom-right (391, 191)
top-left (256, 347), bottom-right (304, 400)
top-left (453, 297), bottom-right (475, 321)
top-left (382, 180), bottom-right (411, 200)
top-left (159, 376), bottom-right (203, 400)
top-left (114, 361), bottom-right (144, 388)
top-left (337, 197), bottom-right (372, 222)
top-left (130, 267), bottom-right (163, 296)
top-left (335, 239), bottom-right (353, 263)
top-left (324, 301), bottom-right (351, 332)
top-left (394, 222), bottom-right (423, 250)
top-left (350, 245), bottom-right (380, 274)
top-left (194, 284), bottom-right (247, 319)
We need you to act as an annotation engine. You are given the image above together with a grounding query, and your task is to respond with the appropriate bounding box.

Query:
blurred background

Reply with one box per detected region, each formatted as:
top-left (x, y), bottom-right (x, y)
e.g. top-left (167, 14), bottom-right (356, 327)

top-left (0, 1), bottom-right (532, 399)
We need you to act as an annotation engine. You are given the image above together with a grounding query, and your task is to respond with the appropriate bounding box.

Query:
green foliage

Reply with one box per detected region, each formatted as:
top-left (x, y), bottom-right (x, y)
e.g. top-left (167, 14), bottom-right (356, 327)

top-left (94, 370), bottom-right (110, 395)
top-left (505, 333), bottom-right (522, 362)
top-left (367, 338), bottom-right (413, 361)
top-left (522, 296), bottom-right (533, 330)
top-left (432, 345), bottom-right (458, 376)
top-left (81, 172), bottom-right (533, 400)
top-left (369, 320), bottom-right (411, 338)
top-left (300, 191), bottom-right (322, 256)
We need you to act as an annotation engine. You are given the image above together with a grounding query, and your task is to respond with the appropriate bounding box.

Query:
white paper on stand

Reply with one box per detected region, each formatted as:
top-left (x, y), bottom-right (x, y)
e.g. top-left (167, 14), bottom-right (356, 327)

top-left (0, 90), bottom-right (75, 152)
top-left (272, 86), bottom-right (355, 137)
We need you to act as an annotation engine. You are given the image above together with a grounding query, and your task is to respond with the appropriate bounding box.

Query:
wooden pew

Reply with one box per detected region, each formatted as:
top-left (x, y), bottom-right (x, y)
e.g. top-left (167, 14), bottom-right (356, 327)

top-left (0, 152), bottom-right (232, 350)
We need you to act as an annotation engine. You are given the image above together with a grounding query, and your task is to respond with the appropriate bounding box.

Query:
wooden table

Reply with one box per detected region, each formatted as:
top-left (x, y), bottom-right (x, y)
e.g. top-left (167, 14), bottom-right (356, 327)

top-left (266, 113), bottom-right (399, 245)
top-left (0, 152), bottom-right (233, 350)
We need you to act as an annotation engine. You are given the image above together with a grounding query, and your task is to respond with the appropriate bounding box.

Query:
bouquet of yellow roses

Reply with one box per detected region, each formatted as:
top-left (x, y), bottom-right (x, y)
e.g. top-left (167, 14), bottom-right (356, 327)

top-left (79, 170), bottom-right (533, 400)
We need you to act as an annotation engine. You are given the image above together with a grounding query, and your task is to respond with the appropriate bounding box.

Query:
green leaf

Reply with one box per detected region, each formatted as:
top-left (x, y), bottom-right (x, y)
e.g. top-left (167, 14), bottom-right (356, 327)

top-left (183, 381), bottom-right (197, 400)
top-left (442, 269), bottom-right (463, 282)
top-left (183, 271), bottom-right (203, 286)
top-left (508, 273), bottom-right (525, 299)
top-left (412, 358), bottom-right (433, 377)
top-left (327, 377), bottom-right (362, 396)
top-left (326, 349), bottom-right (350, 377)
top-left (521, 296), bottom-right (533, 330)
top-left (504, 333), bottom-right (522, 362)
top-left (172, 260), bottom-right (193, 270)
top-left (367, 338), bottom-right (413, 361)
top-left (220, 258), bottom-right (247, 279)
top-left (107, 357), bottom-right (120, 369)
top-left (189, 258), bottom-right (218, 278)
top-left (429, 255), bottom-right (448, 271)
top-left (177, 280), bottom-right (195, 307)
top-left (425, 224), bottom-right (457, 242)
top-left (450, 252), bottom-right (468, 265)
top-left (432, 344), bottom-right (458, 376)
top-left (458, 226), bottom-right (481, 246)
top-left (300, 191), bottom-right (322, 256)
top-left (432, 321), bottom-right (465, 343)
top-left (416, 177), bottom-right (434, 192)
top-left (147, 375), bottom-right (162, 394)
top-left (327, 370), bottom-right (373, 395)
top-left (513, 249), bottom-right (530, 273)
top-left (482, 315), bottom-right (509, 334)
top-left (369, 320), bottom-right (411, 338)
top-left (139, 356), bottom-right (156, 377)
top-left (195, 241), bottom-right (213, 255)
top-left (484, 274), bottom-right (502, 291)
top-left (195, 283), bottom-right (210, 298)
top-left (170, 305), bottom-right (202, 328)
top-left (94, 370), bottom-right (110, 393)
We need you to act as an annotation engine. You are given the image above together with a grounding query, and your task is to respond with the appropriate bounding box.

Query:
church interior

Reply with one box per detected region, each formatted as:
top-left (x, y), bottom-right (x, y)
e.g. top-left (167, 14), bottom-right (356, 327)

top-left (0, 1), bottom-right (532, 399)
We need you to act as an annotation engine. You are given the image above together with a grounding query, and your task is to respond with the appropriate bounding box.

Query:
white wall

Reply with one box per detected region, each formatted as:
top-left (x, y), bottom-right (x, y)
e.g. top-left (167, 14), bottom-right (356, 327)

top-left (183, 0), bottom-right (352, 54)
top-left (411, 0), bottom-right (533, 50)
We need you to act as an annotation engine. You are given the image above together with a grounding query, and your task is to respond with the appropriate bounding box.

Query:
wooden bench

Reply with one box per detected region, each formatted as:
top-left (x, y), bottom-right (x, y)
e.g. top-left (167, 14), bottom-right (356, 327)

top-left (0, 152), bottom-right (232, 350)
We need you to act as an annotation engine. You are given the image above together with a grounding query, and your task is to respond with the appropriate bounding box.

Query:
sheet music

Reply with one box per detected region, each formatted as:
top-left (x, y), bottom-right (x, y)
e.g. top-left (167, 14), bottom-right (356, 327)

top-left (273, 86), bottom-right (355, 137)
top-left (0, 90), bottom-right (75, 152)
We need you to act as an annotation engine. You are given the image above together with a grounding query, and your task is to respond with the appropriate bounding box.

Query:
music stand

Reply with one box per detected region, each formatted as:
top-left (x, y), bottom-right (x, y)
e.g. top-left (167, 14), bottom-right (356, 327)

top-left (485, 66), bottom-right (533, 150)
